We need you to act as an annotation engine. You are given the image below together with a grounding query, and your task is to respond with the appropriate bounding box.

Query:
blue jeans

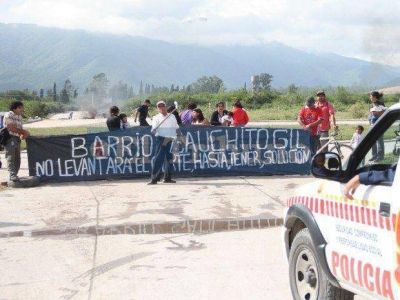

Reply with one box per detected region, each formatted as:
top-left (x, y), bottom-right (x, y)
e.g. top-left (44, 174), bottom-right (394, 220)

top-left (5, 136), bottom-right (21, 180)
top-left (151, 136), bottom-right (174, 181)
top-left (310, 135), bottom-right (320, 156)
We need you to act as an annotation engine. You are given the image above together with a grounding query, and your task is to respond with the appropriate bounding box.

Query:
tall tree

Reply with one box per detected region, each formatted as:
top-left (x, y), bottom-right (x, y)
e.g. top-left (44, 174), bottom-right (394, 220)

top-left (39, 89), bottom-right (44, 98)
top-left (53, 82), bottom-right (57, 101)
top-left (287, 84), bottom-right (298, 94)
top-left (89, 73), bottom-right (109, 102)
top-left (259, 73), bottom-right (273, 91)
top-left (60, 88), bottom-right (70, 103)
top-left (64, 79), bottom-right (73, 98)
top-left (128, 85), bottom-right (134, 98)
top-left (109, 81), bottom-right (128, 101)
top-left (139, 81), bottom-right (144, 96)
top-left (190, 76), bottom-right (224, 93)
top-left (251, 73), bottom-right (273, 93)
top-left (145, 84), bottom-right (150, 95)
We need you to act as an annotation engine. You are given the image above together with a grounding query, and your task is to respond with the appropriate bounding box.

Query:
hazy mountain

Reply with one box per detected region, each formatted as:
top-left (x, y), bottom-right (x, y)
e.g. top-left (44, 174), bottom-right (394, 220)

top-left (1, 23), bottom-right (400, 91)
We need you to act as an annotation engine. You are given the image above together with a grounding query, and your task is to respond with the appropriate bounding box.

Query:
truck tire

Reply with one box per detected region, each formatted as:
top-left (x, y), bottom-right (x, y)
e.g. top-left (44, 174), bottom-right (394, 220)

top-left (289, 228), bottom-right (354, 300)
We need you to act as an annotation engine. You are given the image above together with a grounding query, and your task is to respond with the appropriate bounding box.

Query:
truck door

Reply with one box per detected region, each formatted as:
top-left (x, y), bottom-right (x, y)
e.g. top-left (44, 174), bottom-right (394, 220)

top-left (391, 156), bottom-right (400, 299)
top-left (324, 118), bottom-right (400, 300)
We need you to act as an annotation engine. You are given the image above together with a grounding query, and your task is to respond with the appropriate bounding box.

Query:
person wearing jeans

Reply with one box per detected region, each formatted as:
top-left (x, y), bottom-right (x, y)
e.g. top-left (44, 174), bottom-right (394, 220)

top-left (151, 136), bottom-right (174, 183)
top-left (149, 100), bottom-right (180, 185)
top-left (4, 101), bottom-right (29, 182)
top-left (316, 90), bottom-right (337, 152)
top-left (369, 91), bottom-right (386, 162)
top-left (298, 97), bottom-right (324, 156)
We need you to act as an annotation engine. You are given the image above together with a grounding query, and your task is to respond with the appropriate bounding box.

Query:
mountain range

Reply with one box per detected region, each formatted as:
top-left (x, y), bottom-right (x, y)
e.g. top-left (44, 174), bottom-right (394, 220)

top-left (1, 23), bottom-right (400, 91)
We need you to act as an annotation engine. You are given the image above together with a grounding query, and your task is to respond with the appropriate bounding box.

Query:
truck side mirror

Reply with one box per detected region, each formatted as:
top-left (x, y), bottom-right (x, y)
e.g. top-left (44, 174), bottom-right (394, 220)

top-left (311, 152), bottom-right (343, 179)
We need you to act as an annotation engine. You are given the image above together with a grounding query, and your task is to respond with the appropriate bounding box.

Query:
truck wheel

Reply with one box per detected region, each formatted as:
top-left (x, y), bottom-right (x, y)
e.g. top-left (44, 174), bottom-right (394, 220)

top-left (289, 228), bottom-right (354, 300)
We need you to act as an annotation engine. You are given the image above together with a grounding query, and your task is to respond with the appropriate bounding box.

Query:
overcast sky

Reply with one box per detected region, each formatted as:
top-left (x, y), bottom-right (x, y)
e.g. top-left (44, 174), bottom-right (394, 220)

top-left (1, 0), bottom-right (399, 65)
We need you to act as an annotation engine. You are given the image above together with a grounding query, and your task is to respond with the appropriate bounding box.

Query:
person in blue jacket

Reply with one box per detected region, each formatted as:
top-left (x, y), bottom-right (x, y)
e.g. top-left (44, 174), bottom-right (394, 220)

top-left (344, 165), bottom-right (397, 199)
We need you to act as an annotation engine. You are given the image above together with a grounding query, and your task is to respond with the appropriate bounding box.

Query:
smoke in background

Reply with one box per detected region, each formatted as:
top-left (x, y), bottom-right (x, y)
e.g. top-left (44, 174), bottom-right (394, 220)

top-left (363, 18), bottom-right (400, 87)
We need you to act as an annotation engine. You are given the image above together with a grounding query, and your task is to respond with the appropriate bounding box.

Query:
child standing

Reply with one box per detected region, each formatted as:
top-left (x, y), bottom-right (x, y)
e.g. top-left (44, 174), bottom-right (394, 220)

top-left (350, 125), bottom-right (364, 149)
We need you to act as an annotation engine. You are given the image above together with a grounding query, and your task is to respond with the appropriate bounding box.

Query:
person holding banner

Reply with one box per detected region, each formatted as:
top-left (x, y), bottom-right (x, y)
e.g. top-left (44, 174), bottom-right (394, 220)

top-left (148, 101), bottom-right (180, 185)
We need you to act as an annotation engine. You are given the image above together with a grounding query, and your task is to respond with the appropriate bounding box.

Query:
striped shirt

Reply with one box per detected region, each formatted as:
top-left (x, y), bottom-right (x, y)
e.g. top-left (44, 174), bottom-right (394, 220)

top-left (4, 111), bottom-right (23, 137)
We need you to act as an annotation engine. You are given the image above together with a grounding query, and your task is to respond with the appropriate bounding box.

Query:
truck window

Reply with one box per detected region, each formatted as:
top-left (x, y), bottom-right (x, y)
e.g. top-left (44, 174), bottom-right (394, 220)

top-left (357, 119), bottom-right (400, 170)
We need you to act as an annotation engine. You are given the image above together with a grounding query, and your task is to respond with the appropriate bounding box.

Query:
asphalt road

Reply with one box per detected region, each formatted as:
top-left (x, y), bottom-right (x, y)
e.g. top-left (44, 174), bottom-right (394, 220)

top-left (0, 227), bottom-right (367, 300)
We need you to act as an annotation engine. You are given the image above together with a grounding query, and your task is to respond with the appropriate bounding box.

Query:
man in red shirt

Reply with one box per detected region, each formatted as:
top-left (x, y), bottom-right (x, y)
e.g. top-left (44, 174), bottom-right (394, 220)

top-left (316, 90), bottom-right (337, 151)
top-left (298, 97), bottom-right (324, 155)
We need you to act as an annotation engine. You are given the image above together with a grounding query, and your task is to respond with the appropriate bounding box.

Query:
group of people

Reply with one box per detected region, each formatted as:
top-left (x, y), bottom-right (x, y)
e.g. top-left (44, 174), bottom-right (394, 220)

top-left (179, 100), bottom-right (249, 127)
top-left (104, 99), bottom-right (250, 185)
top-left (106, 105), bottom-right (132, 131)
top-left (297, 89), bottom-right (385, 161)
top-left (0, 89), bottom-right (392, 187)
top-left (106, 99), bottom-right (250, 132)
top-left (297, 90), bottom-right (338, 155)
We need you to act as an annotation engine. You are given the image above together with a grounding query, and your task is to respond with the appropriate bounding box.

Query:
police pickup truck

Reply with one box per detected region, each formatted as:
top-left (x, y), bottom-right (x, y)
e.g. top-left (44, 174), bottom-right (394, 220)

top-left (284, 103), bottom-right (400, 300)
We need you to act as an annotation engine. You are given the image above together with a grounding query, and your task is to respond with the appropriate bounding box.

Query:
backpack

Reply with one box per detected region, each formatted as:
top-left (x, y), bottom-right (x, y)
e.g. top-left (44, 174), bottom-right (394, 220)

top-left (0, 127), bottom-right (11, 146)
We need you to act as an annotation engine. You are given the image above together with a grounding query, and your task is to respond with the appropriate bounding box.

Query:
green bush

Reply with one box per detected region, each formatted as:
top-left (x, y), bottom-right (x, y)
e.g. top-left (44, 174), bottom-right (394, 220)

top-left (0, 99), bottom-right (12, 112)
top-left (23, 102), bottom-right (50, 118)
top-left (0, 99), bottom-right (68, 118)
top-left (349, 101), bottom-right (369, 119)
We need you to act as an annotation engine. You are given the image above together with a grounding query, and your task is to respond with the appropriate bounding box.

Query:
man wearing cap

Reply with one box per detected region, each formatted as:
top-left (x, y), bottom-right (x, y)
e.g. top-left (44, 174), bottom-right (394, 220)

top-left (298, 97), bottom-right (324, 155)
top-left (148, 101), bottom-right (180, 185)
top-left (316, 90), bottom-right (337, 151)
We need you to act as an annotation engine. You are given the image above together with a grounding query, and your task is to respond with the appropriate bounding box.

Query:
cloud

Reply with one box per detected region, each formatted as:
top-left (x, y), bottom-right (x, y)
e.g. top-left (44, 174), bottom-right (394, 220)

top-left (183, 16), bottom-right (208, 24)
top-left (1, 0), bottom-right (399, 65)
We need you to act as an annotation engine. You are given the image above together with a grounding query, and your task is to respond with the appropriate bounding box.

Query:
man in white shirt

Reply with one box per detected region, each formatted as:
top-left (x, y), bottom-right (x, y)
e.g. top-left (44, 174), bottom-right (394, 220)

top-left (149, 101), bottom-right (180, 185)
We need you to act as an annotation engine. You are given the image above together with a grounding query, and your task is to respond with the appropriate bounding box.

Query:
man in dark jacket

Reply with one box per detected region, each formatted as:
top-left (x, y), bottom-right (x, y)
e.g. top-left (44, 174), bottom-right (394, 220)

top-left (106, 106), bottom-right (121, 131)
top-left (135, 99), bottom-right (151, 126)
top-left (344, 164), bottom-right (397, 199)
top-left (210, 102), bottom-right (228, 126)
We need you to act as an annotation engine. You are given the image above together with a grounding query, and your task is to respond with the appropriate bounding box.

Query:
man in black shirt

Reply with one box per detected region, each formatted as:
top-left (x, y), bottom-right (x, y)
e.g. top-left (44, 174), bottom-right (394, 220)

top-left (106, 106), bottom-right (121, 131)
top-left (135, 99), bottom-right (151, 126)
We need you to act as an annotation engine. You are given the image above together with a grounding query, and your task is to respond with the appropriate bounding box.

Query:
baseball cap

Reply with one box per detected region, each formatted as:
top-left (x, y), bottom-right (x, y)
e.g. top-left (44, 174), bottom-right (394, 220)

top-left (156, 101), bottom-right (166, 107)
top-left (316, 90), bottom-right (326, 96)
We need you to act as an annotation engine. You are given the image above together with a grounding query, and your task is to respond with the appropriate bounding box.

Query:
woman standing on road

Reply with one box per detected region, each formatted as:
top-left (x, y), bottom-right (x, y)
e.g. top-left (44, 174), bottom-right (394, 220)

top-left (369, 91), bottom-right (386, 162)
